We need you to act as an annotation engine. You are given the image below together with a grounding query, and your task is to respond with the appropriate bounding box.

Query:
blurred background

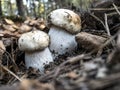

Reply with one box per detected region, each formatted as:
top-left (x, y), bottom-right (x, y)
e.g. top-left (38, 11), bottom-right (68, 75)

top-left (0, 0), bottom-right (93, 19)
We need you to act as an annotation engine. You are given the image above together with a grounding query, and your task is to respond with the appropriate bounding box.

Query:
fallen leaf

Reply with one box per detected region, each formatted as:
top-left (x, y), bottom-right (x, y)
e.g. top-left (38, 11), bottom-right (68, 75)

top-left (29, 20), bottom-right (38, 26)
top-left (66, 72), bottom-right (78, 79)
top-left (4, 18), bottom-right (14, 25)
top-left (18, 24), bottom-right (32, 34)
top-left (75, 32), bottom-right (108, 51)
top-left (2, 25), bottom-right (16, 32)
top-left (0, 40), bottom-right (6, 54)
top-left (12, 24), bottom-right (19, 30)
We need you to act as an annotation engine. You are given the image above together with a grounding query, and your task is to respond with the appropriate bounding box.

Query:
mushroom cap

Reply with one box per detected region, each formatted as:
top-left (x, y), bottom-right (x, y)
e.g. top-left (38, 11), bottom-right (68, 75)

top-left (18, 30), bottom-right (49, 52)
top-left (47, 9), bottom-right (81, 34)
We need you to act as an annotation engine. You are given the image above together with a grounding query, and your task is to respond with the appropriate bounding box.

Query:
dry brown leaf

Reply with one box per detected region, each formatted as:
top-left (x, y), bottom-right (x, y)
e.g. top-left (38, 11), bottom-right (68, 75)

top-left (0, 40), bottom-right (6, 54)
top-left (66, 72), bottom-right (78, 79)
top-left (20, 79), bottom-right (55, 90)
top-left (2, 25), bottom-right (16, 32)
top-left (29, 20), bottom-right (38, 26)
top-left (0, 30), bottom-right (20, 38)
top-left (12, 24), bottom-right (19, 30)
top-left (0, 33), bottom-right (4, 37)
top-left (24, 20), bottom-right (30, 24)
top-left (75, 32), bottom-right (107, 51)
top-left (36, 18), bottom-right (46, 30)
top-left (18, 24), bottom-right (32, 34)
top-left (24, 17), bottom-right (31, 24)
top-left (14, 32), bottom-right (21, 37)
top-left (4, 18), bottom-right (14, 25)
top-left (37, 24), bottom-right (46, 30)
top-left (1, 30), bottom-right (12, 35)
top-left (24, 17), bottom-right (37, 25)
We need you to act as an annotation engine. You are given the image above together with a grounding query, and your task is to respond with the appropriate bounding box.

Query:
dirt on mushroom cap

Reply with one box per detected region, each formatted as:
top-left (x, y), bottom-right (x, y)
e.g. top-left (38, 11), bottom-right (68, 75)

top-left (47, 9), bottom-right (81, 34)
top-left (18, 30), bottom-right (49, 52)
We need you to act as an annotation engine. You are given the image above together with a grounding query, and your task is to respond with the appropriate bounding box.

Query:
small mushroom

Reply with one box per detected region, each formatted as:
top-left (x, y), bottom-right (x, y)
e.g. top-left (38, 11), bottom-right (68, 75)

top-left (47, 9), bottom-right (81, 58)
top-left (18, 30), bottom-right (53, 72)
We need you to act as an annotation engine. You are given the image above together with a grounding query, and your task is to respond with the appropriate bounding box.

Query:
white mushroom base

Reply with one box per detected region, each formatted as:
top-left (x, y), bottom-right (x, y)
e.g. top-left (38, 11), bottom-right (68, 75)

top-left (49, 26), bottom-right (77, 58)
top-left (25, 47), bottom-right (53, 73)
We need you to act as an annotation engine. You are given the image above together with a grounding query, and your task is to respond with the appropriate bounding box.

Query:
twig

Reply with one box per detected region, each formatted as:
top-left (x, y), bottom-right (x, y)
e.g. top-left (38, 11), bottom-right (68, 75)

top-left (0, 47), bottom-right (18, 69)
top-left (53, 54), bottom-right (90, 79)
top-left (0, 32), bottom-right (20, 38)
top-left (6, 51), bottom-right (17, 68)
top-left (104, 13), bottom-right (111, 36)
top-left (39, 54), bottom-right (91, 81)
top-left (104, 13), bottom-right (116, 48)
top-left (90, 14), bottom-right (106, 29)
top-left (87, 72), bottom-right (120, 90)
top-left (67, 54), bottom-right (87, 64)
top-left (93, 13), bottom-right (116, 57)
top-left (89, 7), bottom-right (120, 11)
top-left (0, 64), bottom-right (22, 82)
top-left (10, 38), bottom-right (17, 68)
top-left (97, 32), bottom-right (118, 57)
top-left (107, 12), bottom-right (118, 16)
top-left (113, 3), bottom-right (120, 15)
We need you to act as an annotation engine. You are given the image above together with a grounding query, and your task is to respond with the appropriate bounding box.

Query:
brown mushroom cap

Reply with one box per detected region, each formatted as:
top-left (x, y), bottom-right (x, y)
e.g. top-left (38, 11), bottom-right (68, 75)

top-left (48, 9), bottom-right (81, 34)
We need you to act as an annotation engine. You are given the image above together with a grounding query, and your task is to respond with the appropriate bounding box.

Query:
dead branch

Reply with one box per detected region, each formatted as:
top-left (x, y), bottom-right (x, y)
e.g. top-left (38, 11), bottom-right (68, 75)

top-left (0, 64), bottom-right (22, 82)
top-left (90, 7), bottom-right (120, 11)
top-left (90, 14), bottom-right (106, 29)
top-left (113, 3), bottom-right (120, 15)
top-left (104, 13), bottom-right (111, 36)
top-left (87, 72), bottom-right (120, 90)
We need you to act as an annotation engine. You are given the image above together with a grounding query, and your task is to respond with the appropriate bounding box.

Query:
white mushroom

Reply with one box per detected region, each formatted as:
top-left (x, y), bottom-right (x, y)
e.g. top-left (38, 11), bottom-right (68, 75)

top-left (18, 30), bottom-right (53, 72)
top-left (47, 9), bottom-right (81, 58)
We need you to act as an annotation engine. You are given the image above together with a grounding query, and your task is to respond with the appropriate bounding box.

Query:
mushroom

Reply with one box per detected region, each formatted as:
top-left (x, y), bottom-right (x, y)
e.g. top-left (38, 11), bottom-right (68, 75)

top-left (47, 9), bottom-right (81, 58)
top-left (18, 30), bottom-right (53, 72)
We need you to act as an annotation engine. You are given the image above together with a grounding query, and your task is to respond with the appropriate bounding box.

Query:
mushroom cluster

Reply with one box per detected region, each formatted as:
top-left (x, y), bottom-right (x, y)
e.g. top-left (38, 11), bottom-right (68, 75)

top-left (47, 9), bottom-right (81, 58)
top-left (18, 9), bottom-right (81, 73)
top-left (18, 30), bottom-right (53, 72)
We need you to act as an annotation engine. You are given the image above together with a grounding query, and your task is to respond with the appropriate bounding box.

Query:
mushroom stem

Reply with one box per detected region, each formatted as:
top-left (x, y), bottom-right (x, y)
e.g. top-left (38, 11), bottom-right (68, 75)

top-left (49, 26), bottom-right (77, 58)
top-left (25, 47), bottom-right (53, 72)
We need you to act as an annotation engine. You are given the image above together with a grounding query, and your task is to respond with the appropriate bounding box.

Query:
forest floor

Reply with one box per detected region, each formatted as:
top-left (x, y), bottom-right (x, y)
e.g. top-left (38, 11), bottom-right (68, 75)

top-left (1, 0), bottom-right (120, 90)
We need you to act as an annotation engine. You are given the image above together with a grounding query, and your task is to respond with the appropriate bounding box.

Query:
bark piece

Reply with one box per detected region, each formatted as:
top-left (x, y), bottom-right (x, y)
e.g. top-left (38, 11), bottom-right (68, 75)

top-left (75, 32), bottom-right (107, 51)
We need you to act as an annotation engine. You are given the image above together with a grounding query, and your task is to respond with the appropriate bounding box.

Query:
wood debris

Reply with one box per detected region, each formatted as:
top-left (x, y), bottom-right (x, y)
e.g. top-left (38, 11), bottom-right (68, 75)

top-left (75, 32), bottom-right (108, 51)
